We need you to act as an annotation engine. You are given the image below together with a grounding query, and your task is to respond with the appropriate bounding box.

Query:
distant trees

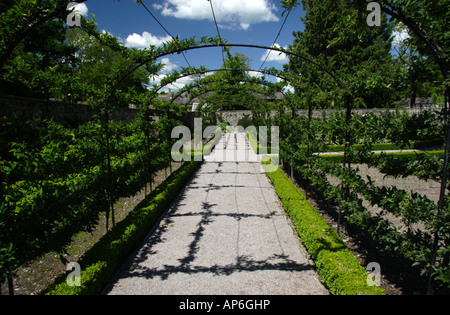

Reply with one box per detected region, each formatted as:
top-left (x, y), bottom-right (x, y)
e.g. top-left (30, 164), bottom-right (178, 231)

top-left (285, 0), bottom-right (400, 109)
top-left (282, 0), bottom-right (448, 110)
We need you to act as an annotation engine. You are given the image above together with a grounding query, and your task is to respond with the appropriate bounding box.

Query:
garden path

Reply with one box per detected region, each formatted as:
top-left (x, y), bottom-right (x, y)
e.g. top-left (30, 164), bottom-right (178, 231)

top-left (103, 133), bottom-right (328, 295)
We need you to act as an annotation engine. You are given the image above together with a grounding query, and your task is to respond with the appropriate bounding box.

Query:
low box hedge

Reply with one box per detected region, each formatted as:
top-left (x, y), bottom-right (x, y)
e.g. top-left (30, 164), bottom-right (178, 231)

top-left (320, 150), bottom-right (445, 163)
top-left (43, 160), bottom-right (201, 295)
top-left (265, 166), bottom-right (384, 295)
top-left (299, 138), bottom-right (444, 154)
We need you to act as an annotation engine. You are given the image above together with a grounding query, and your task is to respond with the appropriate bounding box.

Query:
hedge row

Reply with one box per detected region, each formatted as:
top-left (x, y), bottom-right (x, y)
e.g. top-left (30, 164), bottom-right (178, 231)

top-left (250, 130), bottom-right (442, 157)
top-left (265, 166), bottom-right (384, 295)
top-left (307, 138), bottom-right (445, 153)
top-left (319, 150), bottom-right (445, 163)
top-left (43, 160), bottom-right (201, 295)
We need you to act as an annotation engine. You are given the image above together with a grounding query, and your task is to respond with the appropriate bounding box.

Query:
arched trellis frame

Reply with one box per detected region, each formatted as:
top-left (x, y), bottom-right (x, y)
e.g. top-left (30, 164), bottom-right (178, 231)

top-left (168, 77), bottom-right (291, 106)
top-left (122, 40), bottom-right (351, 169)
top-left (73, 12), bottom-right (448, 293)
top-left (178, 85), bottom-right (289, 126)
top-left (183, 86), bottom-right (285, 106)
top-left (92, 38), bottom-right (351, 236)
top-left (150, 67), bottom-right (293, 97)
top-left (99, 41), bottom-right (349, 232)
top-left (109, 42), bottom-right (344, 101)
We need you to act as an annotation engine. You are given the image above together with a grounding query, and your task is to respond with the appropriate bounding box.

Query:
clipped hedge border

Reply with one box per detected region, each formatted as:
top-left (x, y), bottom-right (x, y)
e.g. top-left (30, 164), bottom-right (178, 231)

top-left (299, 138), bottom-right (444, 153)
top-left (265, 166), bottom-right (384, 295)
top-left (43, 160), bottom-right (202, 295)
top-left (320, 150), bottom-right (445, 163)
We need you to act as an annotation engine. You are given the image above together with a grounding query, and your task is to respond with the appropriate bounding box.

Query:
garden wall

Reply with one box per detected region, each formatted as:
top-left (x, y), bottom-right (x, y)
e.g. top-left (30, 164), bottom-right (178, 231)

top-left (218, 108), bottom-right (439, 126)
top-left (1, 94), bottom-right (437, 129)
top-left (0, 94), bottom-right (140, 128)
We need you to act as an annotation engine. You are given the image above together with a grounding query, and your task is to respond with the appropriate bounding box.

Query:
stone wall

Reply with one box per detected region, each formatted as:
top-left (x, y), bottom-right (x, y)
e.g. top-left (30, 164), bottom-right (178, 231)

top-left (1, 94), bottom-right (439, 130)
top-left (218, 110), bottom-right (253, 126)
top-left (218, 107), bottom-right (439, 126)
top-left (0, 94), bottom-right (140, 128)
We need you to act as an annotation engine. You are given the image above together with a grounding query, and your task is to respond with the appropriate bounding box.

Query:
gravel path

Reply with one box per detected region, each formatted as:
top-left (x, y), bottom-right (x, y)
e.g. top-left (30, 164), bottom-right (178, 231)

top-left (103, 133), bottom-right (328, 295)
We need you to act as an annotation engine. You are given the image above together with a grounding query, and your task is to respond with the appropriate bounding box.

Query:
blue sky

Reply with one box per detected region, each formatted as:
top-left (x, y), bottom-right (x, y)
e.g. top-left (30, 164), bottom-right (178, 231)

top-left (76, 0), bottom-right (306, 91)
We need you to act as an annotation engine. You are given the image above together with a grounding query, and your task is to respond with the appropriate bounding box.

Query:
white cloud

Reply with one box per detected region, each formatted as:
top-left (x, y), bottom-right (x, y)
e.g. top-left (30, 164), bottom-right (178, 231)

top-left (168, 76), bottom-right (195, 91)
top-left (148, 58), bottom-right (197, 93)
top-left (392, 29), bottom-right (410, 49)
top-left (276, 77), bottom-right (295, 93)
top-left (240, 23), bottom-right (250, 31)
top-left (160, 58), bottom-right (178, 72)
top-left (284, 84), bottom-right (295, 93)
top-left (261, 44), bottom-right (289, 64)
top-left (247, 71), bottom-right (264, 79)
top-left (150, 74), bottom-right (195, 93)
top-left (153, 0), bottom-right (279, 30)
top-left (149, 74), bottom-right (166, 89)
top-left (124, 32), bottom-right (172, 49)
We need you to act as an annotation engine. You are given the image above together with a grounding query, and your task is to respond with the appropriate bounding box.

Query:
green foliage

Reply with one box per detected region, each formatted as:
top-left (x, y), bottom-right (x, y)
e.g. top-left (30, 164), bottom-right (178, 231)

top-left (189, 52), bottom-right (282, 112)
top-left (1, 0), bottom-right (448, 295)
top-left (217, 122), bottom-right (230, 133)
top-left (63, 28), bottom-right (156, 105)
top-left (0, 1), bottom-right (71, 66)
top-left (0, 114), bottom-right (173, 280)
top-left (280, 0), bottom-right (300, 12)
top-left (43, 160), bottom-right (201, 295)
top-left (271, 104), bottom-right (449, 292)
top-left (0, 1), bottom-right (79, 98)
top-left (376, 0), bottom-right (449, 78)
top-left (0, 1), bottom-right (163, 105)
top-left (284, 0), bottom-right (412, 109)
top-left (0, 242), bottom-right (17, 285)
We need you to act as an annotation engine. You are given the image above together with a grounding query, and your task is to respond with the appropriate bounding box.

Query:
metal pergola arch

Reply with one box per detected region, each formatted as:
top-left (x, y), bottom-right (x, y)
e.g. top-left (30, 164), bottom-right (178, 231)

top-left (181, 86), bottom-right (285, 109)
top-left (168, 78), bottom-right (288, 105)
top-left (110, 42), bottom-right (344, 102)
top-left (151, 67), bottom-right (293, 97)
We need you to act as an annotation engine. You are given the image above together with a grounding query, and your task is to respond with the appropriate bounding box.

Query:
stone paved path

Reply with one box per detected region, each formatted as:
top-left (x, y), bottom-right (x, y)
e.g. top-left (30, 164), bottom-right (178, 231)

top-left (103, 133), bottom-right (328, 295)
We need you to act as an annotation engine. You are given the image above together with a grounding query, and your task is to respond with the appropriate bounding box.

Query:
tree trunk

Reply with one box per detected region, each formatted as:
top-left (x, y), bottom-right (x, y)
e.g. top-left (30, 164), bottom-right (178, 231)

top-left (410, 86), bottom-right (417, 109)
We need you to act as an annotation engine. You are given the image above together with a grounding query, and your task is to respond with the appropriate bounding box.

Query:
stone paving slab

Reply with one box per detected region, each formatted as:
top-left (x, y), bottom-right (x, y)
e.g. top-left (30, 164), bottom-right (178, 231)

top-left (103, 133), bottom-right (328, 295)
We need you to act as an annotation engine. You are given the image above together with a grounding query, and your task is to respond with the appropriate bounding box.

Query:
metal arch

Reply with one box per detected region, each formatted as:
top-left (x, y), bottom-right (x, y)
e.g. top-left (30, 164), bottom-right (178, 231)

top-left (112, 42), bottom-right (344, 100)
top-left (169, 78), bottom-right (290, 105)
top-left (179, 86), bottom-right (287, 109)
top-left (154, 44), bottom-right (343, 87)
top-left (151, 67), bottom-right (293, 96)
